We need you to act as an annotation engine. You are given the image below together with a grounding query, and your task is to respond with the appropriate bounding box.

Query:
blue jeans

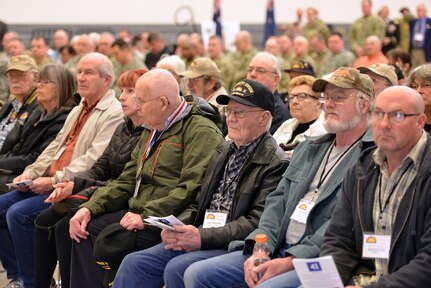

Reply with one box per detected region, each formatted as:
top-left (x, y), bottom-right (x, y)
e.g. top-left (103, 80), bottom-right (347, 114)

top-left (113, 242), bottom-right (227, 288)
top-left (183, 250), bottom-right (302, 288)
top-left (0, 190), bottom-right (49, 288)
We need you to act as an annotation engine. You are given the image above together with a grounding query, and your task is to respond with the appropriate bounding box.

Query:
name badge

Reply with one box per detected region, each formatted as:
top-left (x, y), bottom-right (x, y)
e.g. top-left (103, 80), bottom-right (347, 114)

top-left (414, 33), bottom-right (424, 42)
top-left (290, 199), bottom-right (315, 224)
top-left (202, 210), bottom-right (228, 228)
top-left (53, 146), bottom-right (66, 160)
top-left (362, 233), bottom-right (391, 259)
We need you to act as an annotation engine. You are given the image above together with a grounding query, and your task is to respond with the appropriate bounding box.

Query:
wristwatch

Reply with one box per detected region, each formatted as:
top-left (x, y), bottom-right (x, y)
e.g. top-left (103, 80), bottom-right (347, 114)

top-left (51, 176), bottom-right (57, 188)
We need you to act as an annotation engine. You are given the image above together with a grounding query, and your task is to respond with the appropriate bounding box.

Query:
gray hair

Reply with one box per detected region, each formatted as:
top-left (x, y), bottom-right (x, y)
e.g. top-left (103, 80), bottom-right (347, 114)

top-left (251, 51), bottom-right (282, 78)
top-left (96, 52), bottom-right (115, 87)
top-left (406, 64), bottom-right (431, 87)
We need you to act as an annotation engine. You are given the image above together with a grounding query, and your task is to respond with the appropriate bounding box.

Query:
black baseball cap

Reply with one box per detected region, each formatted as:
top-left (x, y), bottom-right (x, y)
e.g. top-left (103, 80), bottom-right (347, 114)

top-left (216, 79), bottom-right (275, 115)
top-left (284, 60), bottom-right (315, 76)
top-left (93, 223), bottom-right (137, 287)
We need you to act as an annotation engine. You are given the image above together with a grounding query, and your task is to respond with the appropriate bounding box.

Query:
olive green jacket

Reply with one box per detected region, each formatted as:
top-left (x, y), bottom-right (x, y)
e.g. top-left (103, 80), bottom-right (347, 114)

top-left (81, 96), bottom-right (224, 221)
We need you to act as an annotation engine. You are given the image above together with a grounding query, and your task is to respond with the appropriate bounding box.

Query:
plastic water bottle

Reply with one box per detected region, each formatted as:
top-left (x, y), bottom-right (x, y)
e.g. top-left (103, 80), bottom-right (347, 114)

top-left (253, 234), bottom-right (270, 279)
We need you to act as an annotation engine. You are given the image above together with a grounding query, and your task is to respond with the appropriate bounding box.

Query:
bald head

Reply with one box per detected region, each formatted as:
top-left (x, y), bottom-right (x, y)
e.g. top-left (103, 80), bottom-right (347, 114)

top-left (365, 35), bottom-right (382, 56)
top-left (135, 69), bottom-right (182, 129)
top-left (377, 86), bottom-right (424, 113)
top-left (235, 31), bottom-right (253, 53)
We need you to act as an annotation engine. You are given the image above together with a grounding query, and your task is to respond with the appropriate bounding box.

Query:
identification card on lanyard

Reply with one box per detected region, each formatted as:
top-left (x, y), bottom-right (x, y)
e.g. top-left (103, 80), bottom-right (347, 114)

top-left (290, 199), bottom-right (315, 224)
top-left (362, 233), bottom-right (391, 259)
top-left (202, 209), bottom-right (228, 228)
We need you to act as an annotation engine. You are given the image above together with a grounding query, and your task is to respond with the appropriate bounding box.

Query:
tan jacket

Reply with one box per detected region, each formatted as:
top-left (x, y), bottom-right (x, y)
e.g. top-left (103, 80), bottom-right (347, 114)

top-left (24, 89), bottom-right (124, 182)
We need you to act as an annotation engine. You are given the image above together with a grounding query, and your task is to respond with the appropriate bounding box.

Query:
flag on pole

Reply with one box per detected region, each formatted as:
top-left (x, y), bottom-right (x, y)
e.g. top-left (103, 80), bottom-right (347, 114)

top-left (264, 0), bottom-right (275, 44)
top-left (213, 0), bottom-right (222, 37)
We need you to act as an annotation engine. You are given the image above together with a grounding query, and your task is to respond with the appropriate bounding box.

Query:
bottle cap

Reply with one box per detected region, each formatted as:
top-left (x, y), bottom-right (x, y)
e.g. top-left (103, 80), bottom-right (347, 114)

top-left (255, 234), bottom-right (267, 243)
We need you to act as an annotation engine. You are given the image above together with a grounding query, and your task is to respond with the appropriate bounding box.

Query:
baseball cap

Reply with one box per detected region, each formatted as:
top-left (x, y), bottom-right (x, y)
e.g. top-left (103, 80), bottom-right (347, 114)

top-left (312, 67), bottom-right (375, 100)
top-left (6, 55), bottom-right (37, 74)
top-left (216, 79), bottom-right (275, 115)
top-left (93, 223), bottom-right (137, 287)
top-left (358, 63), bottom-right (398, 86)
top-left (179, 57), bottom-right (221, 79)
top-left (284, 61), bottom-right (315, 76)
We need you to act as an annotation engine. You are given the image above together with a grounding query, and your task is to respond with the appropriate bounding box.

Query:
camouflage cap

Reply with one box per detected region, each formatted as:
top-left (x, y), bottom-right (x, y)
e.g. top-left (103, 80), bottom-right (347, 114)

top-left (6, 55), bottom-right (38, 73)
top-left (179, 57), bottom-right (221, 79)
top-left (312, 67), bottom-right (375, 100)
top-left (358, 63), bottom-right (398, 86)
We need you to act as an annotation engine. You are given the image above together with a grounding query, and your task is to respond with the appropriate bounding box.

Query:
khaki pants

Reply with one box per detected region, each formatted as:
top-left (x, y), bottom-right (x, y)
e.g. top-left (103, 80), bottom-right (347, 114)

top-left (411, 48), bottom-right (426, 69)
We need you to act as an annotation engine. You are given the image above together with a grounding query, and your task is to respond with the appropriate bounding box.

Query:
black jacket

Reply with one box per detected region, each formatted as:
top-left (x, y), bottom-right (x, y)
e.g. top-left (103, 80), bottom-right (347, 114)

top-left (72, 117), bottom-right (145, 193)
top-left (270, 91), bottom-right (290, 135)
top-left (177, 132), bottom-right (289, 250)
top-left (321, 133), bottom-right (431, 287)
top-left (0, 89), bottom-right (38, 154)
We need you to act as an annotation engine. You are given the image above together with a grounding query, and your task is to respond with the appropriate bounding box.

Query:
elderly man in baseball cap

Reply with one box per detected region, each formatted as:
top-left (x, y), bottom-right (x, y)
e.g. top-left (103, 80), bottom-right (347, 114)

top-left (358, 63), bottom-right (398, 95)
top-left (0, 55), bottom-right (39, 153)
top-left (180, 57), bottom-right (227, 112)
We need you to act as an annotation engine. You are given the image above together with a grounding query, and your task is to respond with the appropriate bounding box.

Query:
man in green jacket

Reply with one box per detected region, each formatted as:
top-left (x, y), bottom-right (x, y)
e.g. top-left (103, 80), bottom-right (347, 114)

top-left (67, 68), bottom-right (224, 288)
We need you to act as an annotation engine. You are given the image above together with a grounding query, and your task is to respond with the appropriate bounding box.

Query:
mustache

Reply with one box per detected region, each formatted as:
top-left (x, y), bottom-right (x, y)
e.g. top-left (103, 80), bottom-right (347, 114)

top-left (324, 109), bottom-right (339, 117)
top-left (11, 83), bottom-right (21, 88)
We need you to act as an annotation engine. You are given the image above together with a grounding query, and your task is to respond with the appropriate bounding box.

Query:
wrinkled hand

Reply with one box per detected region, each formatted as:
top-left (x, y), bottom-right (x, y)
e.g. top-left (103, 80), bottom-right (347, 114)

top-left (69, 208), bottom-right (91, 242)
top-left (163, 225), bottom-right (201, 252)
top-left (13, 172), bottom-right (31, 192)
top-left (45, 178), bottom-right (74, 203)
top-left (119, 212), bottom-right (144, 231)
top-left (244, 255), bottom-right (259, 288)
top-left (30, 177), bottom-right (53, 194)
top-left (253, 257), bottom-right (294, 285)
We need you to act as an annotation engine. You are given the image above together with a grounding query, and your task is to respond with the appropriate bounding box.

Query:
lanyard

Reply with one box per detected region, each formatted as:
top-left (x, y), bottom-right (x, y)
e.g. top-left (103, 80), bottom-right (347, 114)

top-left (377, 161), bottom-right (413, 216)
top-left (135, 98), bottom-right (187, 179)
top-left (315, 135), bottom-right (363, 194)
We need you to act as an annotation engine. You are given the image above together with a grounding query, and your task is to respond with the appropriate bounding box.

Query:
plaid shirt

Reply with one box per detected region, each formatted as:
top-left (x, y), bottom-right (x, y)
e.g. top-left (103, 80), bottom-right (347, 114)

top-left (209, 134), bottom-right (263, 212)
top-left (371, 132), bottom-right (427, 280)
top-left (0, 99), bottom-right (20, 151)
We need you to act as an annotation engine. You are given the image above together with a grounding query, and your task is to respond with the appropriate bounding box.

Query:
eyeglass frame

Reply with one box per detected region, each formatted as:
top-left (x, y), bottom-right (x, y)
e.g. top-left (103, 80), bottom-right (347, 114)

top-left (36, 79), bottom-right (56, 85)
top-left (288, 92), bottom-right (319, 101)
top-left (247, 66), bottom-right (277, 75)
top-left (222, 106), bottom-right (265, 118)
top-left (133, 95), bottom-right (162, 106)
top-left (371, 109), bottom-right (421, 123)
top-left (410, 81), bottom-right (431, 90)
top-left (318, 91), bottom-right (357, 104)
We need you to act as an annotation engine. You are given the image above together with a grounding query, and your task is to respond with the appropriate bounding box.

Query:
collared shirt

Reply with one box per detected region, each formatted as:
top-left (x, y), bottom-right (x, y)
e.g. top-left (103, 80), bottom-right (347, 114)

top-left (0, 99), bottom-right (20, 150)
top-left (49, 100), bottom-right (98, 177)
top-left (371, 131), bottom-right (427, 280)
top-left (209, 134), bottom-right (263, 212)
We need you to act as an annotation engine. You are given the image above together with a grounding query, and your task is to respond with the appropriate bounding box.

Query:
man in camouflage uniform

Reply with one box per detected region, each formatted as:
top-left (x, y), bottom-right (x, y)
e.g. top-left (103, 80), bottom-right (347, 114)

top-left (207, 35), bottom-right (231, 93)
top-left (111, 38), bottom-right (147, 97)
top-left (301, 7), bottom-right (330, 41)
top-left (349, 0), bottom-right (385, 57)
top-left (227, 31), bottom-right (256, 92)
top-left (320, 32), bottom-right (356, 76)
top-left (309, 34), bottom-right (330, 77)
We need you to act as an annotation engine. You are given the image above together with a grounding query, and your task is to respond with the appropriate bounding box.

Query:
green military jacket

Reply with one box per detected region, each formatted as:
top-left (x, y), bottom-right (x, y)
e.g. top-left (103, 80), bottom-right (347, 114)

top-left (302, 19), bottom-right (330, 40)
top-left (112, 55), bottom-right (147, 97)
top-left (349, 15), bottom-right (385, 51)
top-left (81, 96), bottom-right (224, 221)
top-left (227, 48), bottom-right (257, 92)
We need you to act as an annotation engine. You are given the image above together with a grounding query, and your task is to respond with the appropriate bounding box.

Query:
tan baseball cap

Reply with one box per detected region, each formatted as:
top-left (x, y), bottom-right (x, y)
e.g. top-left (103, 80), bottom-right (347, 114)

top-left (312, 67), bottom-right (375, 100)
top-left (358, 63), bottom-right (398, 86)
top-left (179, 57), bottom-right (221, 79)
top-left (6, 55), bottom-right (38, 73)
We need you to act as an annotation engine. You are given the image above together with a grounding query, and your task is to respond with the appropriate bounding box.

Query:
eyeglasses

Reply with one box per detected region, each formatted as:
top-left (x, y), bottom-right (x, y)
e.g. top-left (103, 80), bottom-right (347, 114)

top-left (372, 110), bottom-right (420, 123)
top-left (36, 79), bottom-right (56, 85)
top-left (410, 81), bottom-right (431, 90)
top-left (222, 107), bottom-right (264, 118)
top-left (133, 96), bottom-right (161, 106)
top-left (7, 72), bottom-right (29, 80)
top-left (318, 92), bottom-right (355, 104)
top-left (288, 93), bottom-right (319, 101)
top-left (247, 66), bottom-right (277, 75)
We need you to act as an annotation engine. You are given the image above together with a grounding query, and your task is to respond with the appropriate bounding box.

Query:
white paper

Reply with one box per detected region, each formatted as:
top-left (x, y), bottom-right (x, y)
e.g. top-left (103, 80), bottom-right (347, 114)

top-left (144, 215), bottom-right (185, 230)
top-left (6, 180), bottom-right (33, 188)
top-left (202, 210), bottom-right (228, 228)
top-left (293, 255), bottom-right (344, 288)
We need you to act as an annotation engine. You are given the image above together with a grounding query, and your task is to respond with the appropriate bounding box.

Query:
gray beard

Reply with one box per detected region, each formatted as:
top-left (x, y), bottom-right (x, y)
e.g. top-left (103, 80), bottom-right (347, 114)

top-left (324, 113), bottom-right (362, 133)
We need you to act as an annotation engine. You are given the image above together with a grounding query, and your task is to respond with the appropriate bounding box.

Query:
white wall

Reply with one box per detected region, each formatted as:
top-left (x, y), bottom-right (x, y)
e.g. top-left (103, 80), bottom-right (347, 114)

top-left (1, 0), bottom-right (429, 25)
